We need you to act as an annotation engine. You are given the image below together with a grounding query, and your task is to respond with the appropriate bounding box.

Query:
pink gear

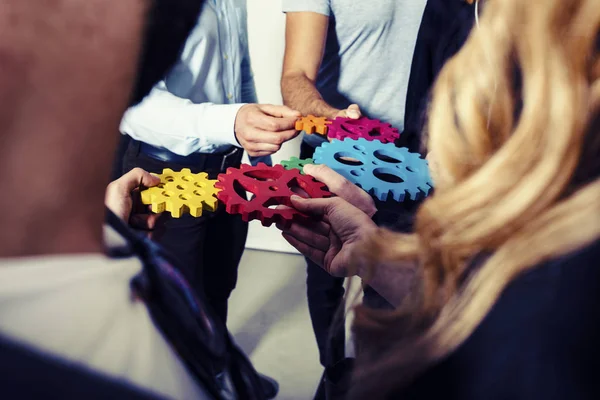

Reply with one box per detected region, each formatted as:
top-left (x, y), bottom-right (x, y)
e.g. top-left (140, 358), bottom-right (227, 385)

top-left (327, 116), bottom-right (400, 143)
top-left (215, 163), bottom-right (332, 228)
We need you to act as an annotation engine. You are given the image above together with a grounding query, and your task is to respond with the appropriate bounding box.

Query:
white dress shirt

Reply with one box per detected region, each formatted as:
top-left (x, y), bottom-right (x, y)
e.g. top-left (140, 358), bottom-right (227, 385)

top-left (120, 0), bottom-right (256, 156)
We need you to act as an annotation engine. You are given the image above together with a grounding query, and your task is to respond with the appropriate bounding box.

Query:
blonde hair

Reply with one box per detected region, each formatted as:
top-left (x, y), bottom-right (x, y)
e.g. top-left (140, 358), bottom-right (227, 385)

top-left (351, 0), bottom-right (600, 397)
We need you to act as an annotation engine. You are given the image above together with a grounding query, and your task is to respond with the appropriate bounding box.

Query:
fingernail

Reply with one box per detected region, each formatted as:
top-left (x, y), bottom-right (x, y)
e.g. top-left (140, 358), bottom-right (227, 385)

top-left (290, 195), bottom-right (302, 201)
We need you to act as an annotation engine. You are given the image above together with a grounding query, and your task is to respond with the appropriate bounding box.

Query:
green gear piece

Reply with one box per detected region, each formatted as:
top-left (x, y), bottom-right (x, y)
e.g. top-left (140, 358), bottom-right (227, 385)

top-left (280, 157), bottom-right (314, 174)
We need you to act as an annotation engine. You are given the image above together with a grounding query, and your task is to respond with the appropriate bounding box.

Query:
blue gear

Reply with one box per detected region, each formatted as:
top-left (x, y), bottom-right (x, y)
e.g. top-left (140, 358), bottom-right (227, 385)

top-left (313, 138), bottom-right (433, 202)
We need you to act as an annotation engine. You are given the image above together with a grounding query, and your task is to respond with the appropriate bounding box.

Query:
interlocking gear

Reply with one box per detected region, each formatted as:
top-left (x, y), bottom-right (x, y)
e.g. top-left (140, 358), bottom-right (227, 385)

top-left (327, 117), bottom-right (400, 143)
top-left (216, 163), bottom-right (332, 227)
top-left (295, 115), bottom-right (332, 136)
top-left (280, 157), bottom-right (314, 174)
top-left (141, 168), bottom-right (220, 218)
top-left (313, 138), bottom-right (433, 202)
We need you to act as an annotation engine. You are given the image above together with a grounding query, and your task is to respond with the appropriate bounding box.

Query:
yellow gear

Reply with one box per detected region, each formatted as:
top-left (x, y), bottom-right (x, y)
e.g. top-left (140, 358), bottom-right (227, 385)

top-left (141, 168), bottom-right (220, 218)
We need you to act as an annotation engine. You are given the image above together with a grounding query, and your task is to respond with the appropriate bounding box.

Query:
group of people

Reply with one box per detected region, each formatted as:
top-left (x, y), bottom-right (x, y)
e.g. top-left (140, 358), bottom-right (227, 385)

top-left (0, 0), bottom-right (599, 399)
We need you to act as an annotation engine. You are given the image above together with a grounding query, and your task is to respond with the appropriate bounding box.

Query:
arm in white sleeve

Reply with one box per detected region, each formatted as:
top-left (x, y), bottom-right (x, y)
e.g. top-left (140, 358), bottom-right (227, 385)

top-left (120, 82), bottom-right (243, 156)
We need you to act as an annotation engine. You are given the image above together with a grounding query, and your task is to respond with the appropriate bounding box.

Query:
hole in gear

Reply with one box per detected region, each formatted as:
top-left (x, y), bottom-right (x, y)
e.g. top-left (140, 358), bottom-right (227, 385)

top-left (373, 168), bottom-right (404, 183)
top-left (193, 190), bottom-right (204, 197)
top-left (179, 194), bottom-right (190, 200)
top-left (269, 186), bottom-right (278, 191)
top-left (176, 184), bottom-right (186, 191)
top-left (162, 191), bottom-right (175, 198)
top-left (243, 169), bottom-right (282, 182)
top-left (406, 166), bottom-right (415, 172)
top-left (287, 177), bottom-right (310, 198)
top-left (232, 180), bottom-right (255, 201)
top-left (353, 144), bottom-right (366, 151)
top-left (181, 176), bottom-right (194, 182)
top-left (164, 176), bottom-right (175, 182)
top-left (194, 181), bottom-right (205, 188)
top-left (351, 170), bottom-right (363, 177)
top-left (367, 128), bottom-right (381, 137)
top-left (333, 152), bottom-right (364, 166)
top-left (374, 149), bottom-right (402, 164)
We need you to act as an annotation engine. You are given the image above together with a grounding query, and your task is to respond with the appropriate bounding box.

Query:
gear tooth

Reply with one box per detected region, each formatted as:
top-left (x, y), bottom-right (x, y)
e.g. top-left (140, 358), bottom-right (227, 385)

top-left (179, 168), bottom-right (192, 174)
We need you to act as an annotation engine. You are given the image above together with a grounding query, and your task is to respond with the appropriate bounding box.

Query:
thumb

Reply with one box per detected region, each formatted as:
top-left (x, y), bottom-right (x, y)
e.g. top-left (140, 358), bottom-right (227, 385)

top-left (346, 104), bottom-right (361, 119)
top-left (259, 104), bottom-right (302, 118)
top-left (140, 171), bottom-right (161, 188)
top-left (290, 195), bottom-right (337, 217)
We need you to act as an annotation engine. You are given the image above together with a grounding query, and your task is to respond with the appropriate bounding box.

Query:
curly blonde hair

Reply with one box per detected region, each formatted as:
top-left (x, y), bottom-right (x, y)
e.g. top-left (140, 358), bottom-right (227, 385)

top-left (350, 0), bottom-right (600, 397)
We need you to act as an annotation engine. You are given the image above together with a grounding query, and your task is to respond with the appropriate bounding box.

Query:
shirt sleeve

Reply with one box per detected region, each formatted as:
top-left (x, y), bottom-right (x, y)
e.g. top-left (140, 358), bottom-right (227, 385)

top-left (240, 7), bottom-right (258, 104)
top-left (120, 82), bottom-right (243, 155)
top-left (282, 0), bottom-right (330, 16)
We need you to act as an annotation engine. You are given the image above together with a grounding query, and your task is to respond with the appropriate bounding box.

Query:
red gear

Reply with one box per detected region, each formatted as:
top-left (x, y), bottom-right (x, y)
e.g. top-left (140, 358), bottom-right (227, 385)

top-left (216, 163), bottom-right (332, 228)
top-left (327, 116), bottom-right (400, 143)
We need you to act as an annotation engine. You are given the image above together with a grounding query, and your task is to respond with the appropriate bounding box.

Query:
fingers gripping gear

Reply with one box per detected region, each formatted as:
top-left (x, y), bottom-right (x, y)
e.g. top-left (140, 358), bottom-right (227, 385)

top-left (313, 138), bottom-right (433, 202)
top-left (216, 163), bottom-right (332, 227)
top-left (295, 115), bottom-right (332, 136)
top-left (141, 168), bottom-right (220, 218)
top-left (327, 117), bottom-right (400, 143)
top-left (280, 157), bottom-right (315, 174)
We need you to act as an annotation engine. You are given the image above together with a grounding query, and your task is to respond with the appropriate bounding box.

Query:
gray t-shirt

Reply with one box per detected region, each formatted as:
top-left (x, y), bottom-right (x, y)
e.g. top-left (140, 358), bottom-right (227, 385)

top-left (283, 0), bottom-right (427, 146)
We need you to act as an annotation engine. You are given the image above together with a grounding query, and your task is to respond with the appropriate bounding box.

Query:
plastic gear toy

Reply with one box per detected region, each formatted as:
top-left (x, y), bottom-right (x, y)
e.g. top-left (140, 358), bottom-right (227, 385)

top-left (295, 115), bottom-right (332, 136)
top-left (280, 157), bottom-right (314, 174)
top-left (141, 168), bottom-right (220, 218)
top-left (327, 117), bottom-right (400, 143)
top-left (216, 163), bottom-right (332, 227)
top-left (313, 138), bottom-right (433, 202)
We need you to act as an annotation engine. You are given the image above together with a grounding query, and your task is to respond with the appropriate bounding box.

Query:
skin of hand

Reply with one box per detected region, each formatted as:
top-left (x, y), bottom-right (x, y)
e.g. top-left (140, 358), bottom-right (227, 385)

top-left (303, 163), bottom-right (376, 217)
top-left (105, 167), bottom-right (161, 229)
top-left (282, 195), bottom-right (377, 277)
top-left (332, 103), bottom-right (362, 120)
top-left (234, 104), bottom-right (302, 157)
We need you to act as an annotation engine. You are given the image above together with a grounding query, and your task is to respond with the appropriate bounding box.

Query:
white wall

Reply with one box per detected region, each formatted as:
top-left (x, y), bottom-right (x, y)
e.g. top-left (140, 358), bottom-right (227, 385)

top-left (243, 0), bottom-right (301, 253)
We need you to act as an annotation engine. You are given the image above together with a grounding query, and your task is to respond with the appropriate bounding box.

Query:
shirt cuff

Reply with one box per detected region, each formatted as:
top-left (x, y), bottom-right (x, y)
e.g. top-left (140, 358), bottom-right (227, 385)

top-left (196, 103), bottom-right (244, 148)
top-left (282, 1), bottom-right (330, 16)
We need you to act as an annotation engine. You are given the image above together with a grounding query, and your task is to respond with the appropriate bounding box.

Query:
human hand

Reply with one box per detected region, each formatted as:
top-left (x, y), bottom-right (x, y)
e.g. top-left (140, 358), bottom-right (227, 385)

top-left (303, 163), bottom-right (376, 217)
top-left (332, 103), bottom-right (361, 119)
top-left (105, 168), bottom-right (161, 229)
top-left (235, 104), bottom-right (301, 157)
top-left (281, 196), bottom-right (377, 277)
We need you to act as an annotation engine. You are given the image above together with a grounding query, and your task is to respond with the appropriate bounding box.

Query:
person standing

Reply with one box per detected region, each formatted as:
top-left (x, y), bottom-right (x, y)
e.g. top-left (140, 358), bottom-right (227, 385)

top-left (280, 0), bottom-right (428, 386)
top-left (120, 0), bottom-right (300, 328)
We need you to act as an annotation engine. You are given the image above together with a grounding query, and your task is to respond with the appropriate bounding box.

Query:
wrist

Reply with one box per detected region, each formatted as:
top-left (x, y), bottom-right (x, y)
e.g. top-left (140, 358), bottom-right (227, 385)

top-left (308, 98), bottom-right (339, 119)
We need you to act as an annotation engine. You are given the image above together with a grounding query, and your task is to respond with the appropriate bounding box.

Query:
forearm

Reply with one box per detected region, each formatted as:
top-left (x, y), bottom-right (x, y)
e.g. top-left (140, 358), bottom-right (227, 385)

top-left (359, 260), bottom-right (419, 308)
top-left (281, 72), bottom-right (339, 119)
top-left (120, 85), bottom-right (242, 154)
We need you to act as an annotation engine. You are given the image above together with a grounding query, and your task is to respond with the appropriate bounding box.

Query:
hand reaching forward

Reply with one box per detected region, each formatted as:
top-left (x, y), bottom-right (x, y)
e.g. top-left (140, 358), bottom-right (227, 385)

top-left (105, 168), bottom-right (161, 229)
top-left (235, 104), bottom-right (301, 157)
top-left (282, 196), bottom-right (377, 277)
top-left (303, 163), bottom-right (376, 217)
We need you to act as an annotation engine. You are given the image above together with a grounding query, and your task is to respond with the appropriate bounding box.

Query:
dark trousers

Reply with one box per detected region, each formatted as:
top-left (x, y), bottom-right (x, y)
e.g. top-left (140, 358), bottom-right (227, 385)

top-left (301, 142), bottom-right (347, 368)
top-left (123, 140), bottom-right (248, 323)
top-left (301, 141), bottom-right (395, 378)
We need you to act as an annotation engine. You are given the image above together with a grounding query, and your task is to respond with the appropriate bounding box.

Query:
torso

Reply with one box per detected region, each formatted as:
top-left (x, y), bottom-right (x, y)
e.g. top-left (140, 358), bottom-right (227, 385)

top-left (0, 253), bottom-right (211, 399)
top-left (398, 239), bottom-right (600, 399)
top-left (317, 0), bottom-right (427, 131)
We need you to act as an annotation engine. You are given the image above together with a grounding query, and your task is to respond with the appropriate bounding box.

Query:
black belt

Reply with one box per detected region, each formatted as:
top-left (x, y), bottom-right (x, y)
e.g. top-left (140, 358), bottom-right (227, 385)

top-left (137, 141), bottom-right (243, 172)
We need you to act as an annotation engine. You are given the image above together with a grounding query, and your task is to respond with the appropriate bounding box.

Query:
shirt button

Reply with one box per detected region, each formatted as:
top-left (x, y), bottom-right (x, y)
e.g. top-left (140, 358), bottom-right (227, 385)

top-left (223, 54), bottom-right (229, 60)
top-left (227, 93), bottom-right (233, 100)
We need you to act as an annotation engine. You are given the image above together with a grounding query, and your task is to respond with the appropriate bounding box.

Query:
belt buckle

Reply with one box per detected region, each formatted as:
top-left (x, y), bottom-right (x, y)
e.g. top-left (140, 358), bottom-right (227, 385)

top-left (220, 147), bottom-right (241, 171)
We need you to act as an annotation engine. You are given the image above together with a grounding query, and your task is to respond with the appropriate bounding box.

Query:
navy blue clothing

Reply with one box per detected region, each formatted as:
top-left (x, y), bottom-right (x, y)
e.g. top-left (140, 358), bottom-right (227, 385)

top-left (399, 0), bottom-right (475, 154)
top-left (398, 239), bottom-right (600, 399)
